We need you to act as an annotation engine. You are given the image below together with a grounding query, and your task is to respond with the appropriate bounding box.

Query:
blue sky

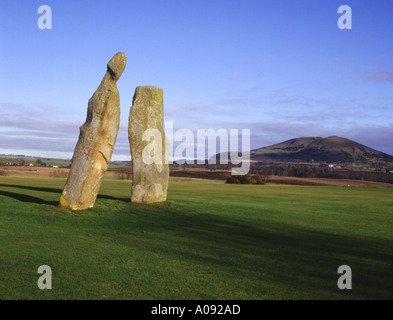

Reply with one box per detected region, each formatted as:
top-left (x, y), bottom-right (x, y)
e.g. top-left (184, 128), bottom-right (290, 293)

top-left (0, 0), bottom-right (392, 160)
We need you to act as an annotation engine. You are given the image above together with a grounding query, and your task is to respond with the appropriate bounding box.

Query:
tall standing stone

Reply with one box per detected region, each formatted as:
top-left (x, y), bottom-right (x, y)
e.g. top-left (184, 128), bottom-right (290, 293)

top-left (128, 86), bottom-right (169, 203)
top-left (60, 52), bottom-right (127, 210)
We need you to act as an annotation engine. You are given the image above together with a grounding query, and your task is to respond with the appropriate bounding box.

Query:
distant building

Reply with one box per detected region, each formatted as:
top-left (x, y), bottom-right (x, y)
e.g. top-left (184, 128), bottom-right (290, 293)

top-left (53, 165), bottom-right (59, 168)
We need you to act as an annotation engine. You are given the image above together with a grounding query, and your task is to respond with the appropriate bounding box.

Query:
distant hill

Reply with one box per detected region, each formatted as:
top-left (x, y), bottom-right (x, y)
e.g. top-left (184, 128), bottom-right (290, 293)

top-left (249, 136), bottom-right (393, 164)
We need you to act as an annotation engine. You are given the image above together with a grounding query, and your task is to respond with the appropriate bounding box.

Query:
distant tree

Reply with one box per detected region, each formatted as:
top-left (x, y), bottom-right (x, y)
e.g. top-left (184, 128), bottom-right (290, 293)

top-left (116, 167), bottom-right (132, 180)
top-left (226, 176), bottom-right (240, 184)
top-left (35, 159), bottom-right (47, 167)
top-left (226, 174), bottom-right (265, 185)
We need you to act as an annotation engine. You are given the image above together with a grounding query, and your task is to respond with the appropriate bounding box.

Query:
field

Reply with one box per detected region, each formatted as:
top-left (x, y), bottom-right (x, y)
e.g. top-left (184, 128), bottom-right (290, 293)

top-left (0, 157), bottom-right (71, 167)
top-left (1, 176), bottom-right (393, 300)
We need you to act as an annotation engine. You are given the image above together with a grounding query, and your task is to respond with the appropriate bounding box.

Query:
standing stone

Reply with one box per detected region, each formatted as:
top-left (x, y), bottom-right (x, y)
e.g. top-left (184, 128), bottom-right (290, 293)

top-left (128, 86), bottom-right (169, 203)
top-left (60, 52), bottom-right (127, 210)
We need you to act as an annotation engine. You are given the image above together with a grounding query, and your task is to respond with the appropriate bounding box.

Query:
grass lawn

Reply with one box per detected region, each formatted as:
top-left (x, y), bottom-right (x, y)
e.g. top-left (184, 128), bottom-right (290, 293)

top-left (1, 176), bottom-right (392, 299)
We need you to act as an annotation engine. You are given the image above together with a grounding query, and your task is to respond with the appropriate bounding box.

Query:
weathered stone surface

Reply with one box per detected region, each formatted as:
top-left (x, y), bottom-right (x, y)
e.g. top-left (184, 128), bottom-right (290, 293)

top-left (128, 86), bottom-right (169, 203)
top-left (60, 52), bottom-right (126, 210)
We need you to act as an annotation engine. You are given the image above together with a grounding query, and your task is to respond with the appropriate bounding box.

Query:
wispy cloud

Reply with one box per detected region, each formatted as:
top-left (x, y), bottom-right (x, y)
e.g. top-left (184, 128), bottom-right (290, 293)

top-left (0, 134), bottom-right (76, 153)
top-left (0, 117), bottom-right (78, 138)
top-left (340, 65), bottom-right (393, 83)
top-left (166, 83), bottom-right (392, 128)
top-left (364, 67), bottom-right (393, 83)
top-left (0, 102), bottom-right (132, 158)
top-left (1, 96), bottom-right (392, 160)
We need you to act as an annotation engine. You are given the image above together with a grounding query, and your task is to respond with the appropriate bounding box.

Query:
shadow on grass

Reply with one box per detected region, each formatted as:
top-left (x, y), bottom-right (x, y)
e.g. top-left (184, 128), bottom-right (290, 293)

top-left (0, 190), bottom-right (59, 206)
top-left (0, 184), bottom-right (130, 205)
top-left (108, 206), bottom-right (393, 299)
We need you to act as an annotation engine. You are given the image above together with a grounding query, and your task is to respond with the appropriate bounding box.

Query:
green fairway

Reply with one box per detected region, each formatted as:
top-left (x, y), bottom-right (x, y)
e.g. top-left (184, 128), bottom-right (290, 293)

top-left (1, 176), bottom-right (392, 299)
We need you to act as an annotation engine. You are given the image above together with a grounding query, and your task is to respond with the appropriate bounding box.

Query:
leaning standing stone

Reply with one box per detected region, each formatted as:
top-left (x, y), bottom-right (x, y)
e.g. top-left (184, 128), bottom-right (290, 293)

top-left (60, 52), bottom-right (127, 210)
top-left (128, 86), bottom-right (169, 203)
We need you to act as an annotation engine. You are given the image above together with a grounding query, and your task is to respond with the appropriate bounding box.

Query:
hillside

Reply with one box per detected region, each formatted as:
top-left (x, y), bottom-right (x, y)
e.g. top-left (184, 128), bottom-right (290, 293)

top-left (250, 136), bottom-right (393, 165)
